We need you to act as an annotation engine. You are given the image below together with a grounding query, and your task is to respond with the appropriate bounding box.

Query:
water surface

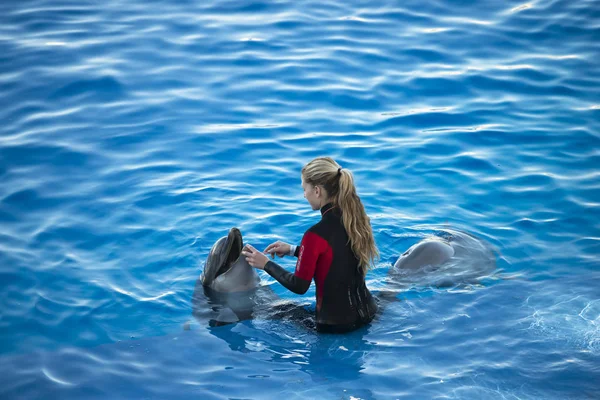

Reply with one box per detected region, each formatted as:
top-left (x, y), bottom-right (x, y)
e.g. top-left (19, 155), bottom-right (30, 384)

top-left (1, 0), bottom-right (599, 398)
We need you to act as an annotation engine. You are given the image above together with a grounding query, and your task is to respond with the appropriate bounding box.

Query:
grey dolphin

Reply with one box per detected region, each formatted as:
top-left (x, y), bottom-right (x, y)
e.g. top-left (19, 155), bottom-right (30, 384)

top-left (190, 227), bottom-right (313, 328)
top-left (200, 227), bottom-right (260, 293)
top-left (191, 227), bottom-right (263, 326)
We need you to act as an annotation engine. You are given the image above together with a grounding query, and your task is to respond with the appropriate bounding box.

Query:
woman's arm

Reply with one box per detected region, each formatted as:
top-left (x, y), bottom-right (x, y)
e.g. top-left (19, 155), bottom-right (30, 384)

top-left (264, 230), bottom-right (328, 294)
top-left (264, 261), bottom-right (310, 294)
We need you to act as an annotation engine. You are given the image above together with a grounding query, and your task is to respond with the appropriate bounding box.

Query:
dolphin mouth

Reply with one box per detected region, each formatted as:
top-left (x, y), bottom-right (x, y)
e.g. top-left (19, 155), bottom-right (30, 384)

top-left (215, 228), bottom-right (244, 278)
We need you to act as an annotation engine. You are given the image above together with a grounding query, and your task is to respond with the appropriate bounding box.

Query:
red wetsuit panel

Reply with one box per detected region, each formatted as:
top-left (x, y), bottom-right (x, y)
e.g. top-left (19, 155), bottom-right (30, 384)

top-left (294, 231), bottom-right (333, 310)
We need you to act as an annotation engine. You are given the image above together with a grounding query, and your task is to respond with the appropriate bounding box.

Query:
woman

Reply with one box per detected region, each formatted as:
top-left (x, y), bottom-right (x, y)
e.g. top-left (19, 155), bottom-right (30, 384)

top-left (242, 157), bottom-right (379, 333)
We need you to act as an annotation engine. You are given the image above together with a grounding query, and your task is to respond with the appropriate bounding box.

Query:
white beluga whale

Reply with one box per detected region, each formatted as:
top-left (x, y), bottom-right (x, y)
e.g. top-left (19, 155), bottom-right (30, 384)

top-left (394, 239), bottom-right (455, 270)
top-left (390, 229), bottom-right (497, 288)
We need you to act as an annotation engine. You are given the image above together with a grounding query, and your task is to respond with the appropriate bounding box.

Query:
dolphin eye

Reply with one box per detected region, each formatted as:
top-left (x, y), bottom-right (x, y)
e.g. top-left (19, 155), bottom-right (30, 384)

top-left (402, 249), bottom-right (410, 256)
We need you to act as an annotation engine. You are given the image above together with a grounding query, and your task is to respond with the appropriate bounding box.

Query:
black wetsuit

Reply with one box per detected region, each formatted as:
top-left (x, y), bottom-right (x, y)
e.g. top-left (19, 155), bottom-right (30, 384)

top-left (264, 203), bottom-right (378, 333)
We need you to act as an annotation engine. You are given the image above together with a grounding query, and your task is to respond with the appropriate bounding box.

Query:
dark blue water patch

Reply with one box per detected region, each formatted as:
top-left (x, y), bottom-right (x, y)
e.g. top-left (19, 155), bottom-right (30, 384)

top-left (139, 77), bottom-right (192, 92)
top-left (207, 0), bottom-right (287, 13)
top-left (375, 111), bottom-right (483, 130)
top-left (272, 19), bottom-right (312, 30)
top-left (48, 76), bottom-right (124, 101)
top-left (142, 255), bottom-right (196, 278)
top-left (510, 217), bottom-right (566, 235)
top-left (237, 39), bottom-right (291, 53)
top-left (329, 92), bottom-right (380, 110)
top-left (338, 145), bottom-right (376, 161)
top-left (575, 238), bottom-right (600, 258)
top-left (231, 55), bottom-right (278, 69)
top-left (557, 215), bottom-right (597, 235)
top-left (31, 226), bottom-right (116, 252)
top-left (0, 81), bottom-right (20, 109)
top-left (414, 142), bottom-right (463, 157)
top-left (467, 74), bottom-right (582, 99)
top-left (403, 48), bottom-right (458, 63)
top-left (0, 204), bottom-right (19, 223)
top-left (298, 57), bottom-right (374, 77)
top-left (9, 17), bottom-right (67, 33)
top-left (373, 10), bottom-right (435, 25)
top-left (132, 189), bottom-right (206, 210)
top-left (542, 22), bottom-right (600, 41)
top-left (512, 68), bottom-right (559, 82)
top-left (457, 129), bottom-right (550, 146)
top-left (505, 173), bottom-right (557, 189)
top-left (3, 47), bottom-right (83, 77)
top-left (447, 154), bottom-right (501, 173)
top-left (3, 300), bottom-right (113, 355)
top-left (101, 124), bottom-right (172, 150)
top-left (406, 77), bottom-right (472, 97)
top-left (103, 105), bottom-right (173, 128)
top-left (0, 267), bottom-right (37, 295)
top-left (552, 113), bottom-right (594, 127)
top-left (0, 331), bottom-right (236, 399)
top-left (370, 148), bottom-right (405, 161)
top-left (417, 166), bottom-right (472, 186)
top-left (264, 212), bottom-right (303, 228)
top-left (323, 27), bottom-right (393, 43)
top-left (4, 4), bottom-right (97, 24)
top-left (183, 39), bottom-right (247, 57)
top-left (0, 232), bottom-right (24, 258)
top-left (448, 32), bottom-right (532, 57)
top-left (0, 103), bottom-right (46, 124)
top-left (558, 77), bottom-right (600, 89)
top-left (333, 48), bottom-right (395, 66)
top-left (463, 199), bottom-right (496, 215)
top-left (1, 188), bottom-right (64, 212)
top-left (0, 143), bottom-right (96, 169)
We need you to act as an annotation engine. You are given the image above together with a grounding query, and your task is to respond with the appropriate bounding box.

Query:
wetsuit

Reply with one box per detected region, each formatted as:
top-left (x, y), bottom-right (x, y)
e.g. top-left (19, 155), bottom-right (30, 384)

top-left (264, 203), bottom-right (378, 333)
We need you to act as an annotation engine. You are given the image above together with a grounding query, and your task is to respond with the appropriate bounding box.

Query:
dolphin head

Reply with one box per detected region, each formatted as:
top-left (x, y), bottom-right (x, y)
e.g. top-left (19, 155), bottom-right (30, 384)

top-left (201, 228), bottom-right (260, 293)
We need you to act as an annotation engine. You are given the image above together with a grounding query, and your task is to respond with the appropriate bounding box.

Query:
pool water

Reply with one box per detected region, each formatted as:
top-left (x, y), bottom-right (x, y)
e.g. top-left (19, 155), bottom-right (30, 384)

top-left (1, 0), bottom-right (599, 399)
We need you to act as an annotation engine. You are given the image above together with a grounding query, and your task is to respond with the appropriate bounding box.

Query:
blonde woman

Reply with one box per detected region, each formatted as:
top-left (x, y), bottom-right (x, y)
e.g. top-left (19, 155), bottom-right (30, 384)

top-left (242, 157), bottom-right (379, 333)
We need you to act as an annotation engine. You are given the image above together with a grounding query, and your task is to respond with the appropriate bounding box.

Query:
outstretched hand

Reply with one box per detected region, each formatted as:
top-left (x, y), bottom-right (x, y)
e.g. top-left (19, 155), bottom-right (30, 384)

top-left (241, 244), bottom-right (269, 270)
top-left (264, 241), bottom-right (291, 259)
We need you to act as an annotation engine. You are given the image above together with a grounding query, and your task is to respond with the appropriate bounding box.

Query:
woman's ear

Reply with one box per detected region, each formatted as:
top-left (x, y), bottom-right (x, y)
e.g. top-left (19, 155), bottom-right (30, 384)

top-left (314, 185), bottom-right (321, 198)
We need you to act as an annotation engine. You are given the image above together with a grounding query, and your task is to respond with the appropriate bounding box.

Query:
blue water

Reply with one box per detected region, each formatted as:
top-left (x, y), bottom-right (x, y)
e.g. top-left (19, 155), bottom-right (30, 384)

top-left (1, 0), bottom-right (599, 398)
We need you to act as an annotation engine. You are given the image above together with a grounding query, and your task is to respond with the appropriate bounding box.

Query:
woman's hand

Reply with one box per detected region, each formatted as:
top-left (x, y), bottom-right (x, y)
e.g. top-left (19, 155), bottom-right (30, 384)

top-left (264, 241), bottom-right (291, 258)
top-left (241, 244), bottom-right (269, 270)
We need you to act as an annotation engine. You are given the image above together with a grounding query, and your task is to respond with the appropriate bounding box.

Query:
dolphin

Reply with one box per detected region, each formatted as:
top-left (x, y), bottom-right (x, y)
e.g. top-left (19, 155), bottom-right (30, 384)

top-left (200, 227), bottom-right (260, 293)
top-left (190, 227), bottom-right (314, 329)
top-left (190, 227), bottom-right (264, 326)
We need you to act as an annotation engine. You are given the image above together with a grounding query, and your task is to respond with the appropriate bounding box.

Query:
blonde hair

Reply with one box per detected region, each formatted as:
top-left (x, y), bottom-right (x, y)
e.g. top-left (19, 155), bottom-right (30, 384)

top-left (301, 157), bottom-right (379, 274)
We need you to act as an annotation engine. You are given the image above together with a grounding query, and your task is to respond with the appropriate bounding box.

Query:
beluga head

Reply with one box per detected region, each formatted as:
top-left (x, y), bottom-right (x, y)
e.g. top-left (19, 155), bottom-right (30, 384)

top-left (201, 227), bottom-right (260, 293)
top-left (393, 239), bottom-right (455, 271)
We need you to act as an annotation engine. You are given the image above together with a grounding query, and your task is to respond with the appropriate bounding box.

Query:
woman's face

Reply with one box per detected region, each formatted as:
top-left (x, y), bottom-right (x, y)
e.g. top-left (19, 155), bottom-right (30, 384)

top-left (302, 176), bottom-right (321, 210)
